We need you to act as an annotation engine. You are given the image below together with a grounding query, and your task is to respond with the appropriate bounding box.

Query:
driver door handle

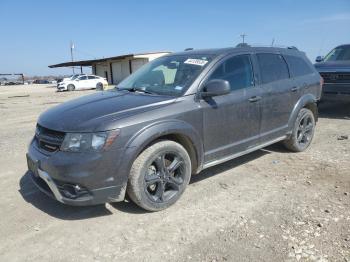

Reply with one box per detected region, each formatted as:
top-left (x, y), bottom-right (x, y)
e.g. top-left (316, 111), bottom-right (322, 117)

top-left (248, 96), bottom-right (262, 103)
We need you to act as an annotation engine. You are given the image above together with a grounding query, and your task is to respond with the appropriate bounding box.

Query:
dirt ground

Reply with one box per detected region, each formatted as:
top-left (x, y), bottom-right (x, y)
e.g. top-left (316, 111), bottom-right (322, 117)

top-left (0, 85), bottom-right (349, 262)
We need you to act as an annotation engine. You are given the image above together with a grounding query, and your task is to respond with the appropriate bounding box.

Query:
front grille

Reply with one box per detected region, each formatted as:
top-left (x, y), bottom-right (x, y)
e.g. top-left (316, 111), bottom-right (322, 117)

top-left (35, 125), bottom-right (65, 152)
top-left (320, 72), bottom-right (350, 83)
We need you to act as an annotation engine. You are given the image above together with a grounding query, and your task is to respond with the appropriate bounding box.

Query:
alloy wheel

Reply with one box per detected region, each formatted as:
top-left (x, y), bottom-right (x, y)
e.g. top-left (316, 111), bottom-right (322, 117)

top-left (296, 114), bottom-right (314, 147)
top-left (144, 152), bottom-right (185, 203)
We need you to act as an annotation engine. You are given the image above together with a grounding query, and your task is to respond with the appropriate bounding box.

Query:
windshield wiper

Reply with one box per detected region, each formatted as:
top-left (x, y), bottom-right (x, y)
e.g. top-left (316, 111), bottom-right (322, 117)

top-left (125, 87), bottom-right (158, 95)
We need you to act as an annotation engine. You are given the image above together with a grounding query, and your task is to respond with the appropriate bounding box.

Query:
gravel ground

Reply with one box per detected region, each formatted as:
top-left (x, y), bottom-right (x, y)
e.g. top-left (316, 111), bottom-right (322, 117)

top-left (0, 85), bottom-right (349, 262)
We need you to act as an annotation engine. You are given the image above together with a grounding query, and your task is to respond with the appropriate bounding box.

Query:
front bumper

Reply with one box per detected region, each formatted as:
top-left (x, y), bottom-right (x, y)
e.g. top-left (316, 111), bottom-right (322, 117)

top-left (322, 83), bottom-right (350, 101)
top-left (26, 140), bottom-right (127, 206)
top-left (28, 168), bottom-right (121, 206)
top-left (323, 83), bottom-right (350, 94)
top-left (57, 85), bottom-right (67, 91)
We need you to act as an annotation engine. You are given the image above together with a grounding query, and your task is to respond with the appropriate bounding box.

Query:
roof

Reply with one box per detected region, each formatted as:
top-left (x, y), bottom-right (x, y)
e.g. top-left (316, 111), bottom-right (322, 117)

top-left (49, 51), bottom-right (171, 68)
top-left (173, 46), bottom-right (302, 57)
top-left (336, 44), bottom-right (350, 48)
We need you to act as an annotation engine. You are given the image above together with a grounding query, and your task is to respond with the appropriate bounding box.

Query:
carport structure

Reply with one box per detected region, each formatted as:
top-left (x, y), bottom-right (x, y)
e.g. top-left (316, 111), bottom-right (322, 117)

top-left (0, 73), bottom-right (24, 84)
top-left (49, 51), bottom-right (171, 85)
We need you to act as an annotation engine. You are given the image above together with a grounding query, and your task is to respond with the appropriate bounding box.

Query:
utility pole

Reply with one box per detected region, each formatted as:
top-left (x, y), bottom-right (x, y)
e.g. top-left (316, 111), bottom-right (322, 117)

top-left (271, 38), bottom-right (275, 47)
top-left (240, 33), bottom-right (247, 44)
top-left (70, 41), bottom-right (75, 74)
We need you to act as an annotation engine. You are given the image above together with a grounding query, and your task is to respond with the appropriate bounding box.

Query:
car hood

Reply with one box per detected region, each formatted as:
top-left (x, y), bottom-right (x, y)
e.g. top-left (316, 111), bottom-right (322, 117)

top-left (314, 60), bottom-right (350, 72)
top-left (38, 90), bottom-right (176, 132)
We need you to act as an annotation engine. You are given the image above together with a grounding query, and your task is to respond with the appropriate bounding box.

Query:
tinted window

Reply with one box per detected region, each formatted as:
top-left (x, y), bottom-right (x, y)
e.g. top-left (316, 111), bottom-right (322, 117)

top-left (78, 76), bottom-right (87, 80)
top-left (284, 55), bottom-right (313, 77)
top-left (324, 45), bottom-right (350, 61)
top-left (88, 76), bottom-right (97, 79)
top-left (209, 55), bottom-right (254, 91)
top-left (256, 53), bottom-right (289, 84)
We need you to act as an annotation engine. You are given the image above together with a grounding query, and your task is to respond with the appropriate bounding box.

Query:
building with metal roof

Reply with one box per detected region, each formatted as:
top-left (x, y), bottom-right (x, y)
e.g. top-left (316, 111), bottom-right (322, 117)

top-left (49, 51), bottom-right (171, 85)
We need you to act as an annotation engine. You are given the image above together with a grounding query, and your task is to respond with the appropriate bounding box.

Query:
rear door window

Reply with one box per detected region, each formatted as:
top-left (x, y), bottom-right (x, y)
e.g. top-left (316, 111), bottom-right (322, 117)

top-left (78, 76), bottom-right (88, 80)
top-left (256, 53), bottom-right (289, 84)
top-left (208, 55), bottom-right (254, 91)
top-left (283, 55), bottom-right (314, 77)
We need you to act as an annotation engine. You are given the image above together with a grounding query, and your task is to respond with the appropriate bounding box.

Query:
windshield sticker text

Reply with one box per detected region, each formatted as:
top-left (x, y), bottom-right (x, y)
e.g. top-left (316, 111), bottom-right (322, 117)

top-left (184, 59), bottom-right (208, 66)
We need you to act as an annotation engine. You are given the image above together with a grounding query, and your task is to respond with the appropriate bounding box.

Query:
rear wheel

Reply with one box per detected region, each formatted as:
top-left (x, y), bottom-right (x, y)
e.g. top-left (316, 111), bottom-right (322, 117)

top-left (96, 82), bottom-right (103, 90)
top-left (283, 108), bottom-right (315, 152)
top-left (127, 140), bottom-right (191, 211)
top-left (67, 84), bottom-right (75, 91)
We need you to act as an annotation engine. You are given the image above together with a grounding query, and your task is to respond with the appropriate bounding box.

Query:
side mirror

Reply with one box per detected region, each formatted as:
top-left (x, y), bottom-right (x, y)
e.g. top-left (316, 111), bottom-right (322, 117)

top-left (201, 79), bottom-right (231, 98)
top-left (315, 56), bottom-right (324, 63)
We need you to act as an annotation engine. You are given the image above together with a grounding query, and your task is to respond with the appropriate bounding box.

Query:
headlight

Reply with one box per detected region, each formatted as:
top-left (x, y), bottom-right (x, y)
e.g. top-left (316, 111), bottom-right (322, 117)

top-left (61, 130), bottom-right (120, 152)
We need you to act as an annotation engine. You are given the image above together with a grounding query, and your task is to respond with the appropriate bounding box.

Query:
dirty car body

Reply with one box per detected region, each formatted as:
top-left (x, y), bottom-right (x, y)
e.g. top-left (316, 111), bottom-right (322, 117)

top-left (27, 47), bottom-right (322, 209)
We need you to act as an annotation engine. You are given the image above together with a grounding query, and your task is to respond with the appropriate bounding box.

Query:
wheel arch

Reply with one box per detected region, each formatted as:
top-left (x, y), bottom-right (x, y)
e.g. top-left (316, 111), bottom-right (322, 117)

top-left (304, 102), bottom-right (318, 122)
top-left (125, 120), bottom-right (204, 175)
top-left (114, 121), bottom-right (204, 201)
top-left (288, 94), bottom-right (318, 132)
top-left (144, 133), bottom-right (198, 174)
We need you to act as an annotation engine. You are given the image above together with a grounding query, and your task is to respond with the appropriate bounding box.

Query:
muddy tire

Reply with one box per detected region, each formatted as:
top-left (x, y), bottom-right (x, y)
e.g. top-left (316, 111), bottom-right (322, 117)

top-left (127, 140), bottom-right (191, 211)
top-left (283, 108), bottom-right (315, 152)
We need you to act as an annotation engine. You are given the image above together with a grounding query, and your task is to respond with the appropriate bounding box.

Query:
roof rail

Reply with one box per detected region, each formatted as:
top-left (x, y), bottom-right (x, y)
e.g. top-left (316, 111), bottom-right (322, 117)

top-left (245, 44), bottom-right (299, 50)
top-left (235, 43), bottom-right (251, 48)
top-left (184, 48), bottom-right (194, 51)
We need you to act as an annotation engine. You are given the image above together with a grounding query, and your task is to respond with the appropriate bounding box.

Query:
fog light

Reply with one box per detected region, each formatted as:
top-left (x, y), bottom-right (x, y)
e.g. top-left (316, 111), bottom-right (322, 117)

top-left (74, 185), bottom-right (81, 192)
top-left (60, 184), bottom-right (87, 199)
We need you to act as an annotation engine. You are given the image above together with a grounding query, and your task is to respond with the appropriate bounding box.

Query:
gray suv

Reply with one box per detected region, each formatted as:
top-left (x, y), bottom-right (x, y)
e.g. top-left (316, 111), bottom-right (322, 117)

top-left (27, 47), bottom-right (322, 211)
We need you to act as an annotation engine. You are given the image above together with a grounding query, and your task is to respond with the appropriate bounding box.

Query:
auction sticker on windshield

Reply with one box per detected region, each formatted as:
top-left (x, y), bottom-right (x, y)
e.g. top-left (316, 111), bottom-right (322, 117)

top-left (184, 58), bottom-right (208, 66)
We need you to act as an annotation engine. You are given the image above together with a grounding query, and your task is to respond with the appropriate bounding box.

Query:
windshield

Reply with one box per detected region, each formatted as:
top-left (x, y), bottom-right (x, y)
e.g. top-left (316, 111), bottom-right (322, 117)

top-left (117, 54), bottom-right (213, 96)
top-left (324, 46), bottom-right (350, 62)
top-left (70, 74), bottom-right (81, 80)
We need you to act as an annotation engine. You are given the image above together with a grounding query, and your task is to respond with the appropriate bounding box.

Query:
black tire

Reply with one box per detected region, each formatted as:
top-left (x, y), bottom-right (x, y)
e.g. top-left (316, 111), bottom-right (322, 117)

top-left (127, 140), bottom-right (192, 211)
top-left (96, 82), bottom-right (103, 90)
top-left (67, 84), bottom-right (75, 91)
top-left (283, 108), bottom-right (315, 152)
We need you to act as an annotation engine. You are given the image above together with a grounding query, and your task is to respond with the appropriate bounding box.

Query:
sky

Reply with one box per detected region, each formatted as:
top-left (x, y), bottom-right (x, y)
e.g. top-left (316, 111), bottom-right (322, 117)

top-left (1, 0), bottom-right (349, 76)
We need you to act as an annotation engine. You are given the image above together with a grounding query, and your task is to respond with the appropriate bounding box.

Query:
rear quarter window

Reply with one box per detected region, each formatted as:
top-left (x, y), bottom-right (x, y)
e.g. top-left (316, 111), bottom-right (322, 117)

top-left (284, 55), bottom-right (314, 77)
top-left (256, 53), bottom-right (289, 84)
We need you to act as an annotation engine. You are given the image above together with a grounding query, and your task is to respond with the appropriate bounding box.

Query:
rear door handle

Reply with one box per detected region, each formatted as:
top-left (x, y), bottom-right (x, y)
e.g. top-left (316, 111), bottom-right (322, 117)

top-left (248, 96), bottom-right (262, 103)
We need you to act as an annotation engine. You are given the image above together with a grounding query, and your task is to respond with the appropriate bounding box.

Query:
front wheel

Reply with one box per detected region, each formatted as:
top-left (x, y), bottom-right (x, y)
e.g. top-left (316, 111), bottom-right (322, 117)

top-left (127, 140), bottom-right (192, 211)
top-left (67, 84), bottom-right (75, 91)
top-left (283, 108), bottom-right (315, 152)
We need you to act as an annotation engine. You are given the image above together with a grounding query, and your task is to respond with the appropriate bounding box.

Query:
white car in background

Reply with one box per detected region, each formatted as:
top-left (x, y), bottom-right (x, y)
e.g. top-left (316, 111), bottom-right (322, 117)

top-left (60, 74), bottom-right (82, 82)
top-left (57, 74), bottom-right (108, 91)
